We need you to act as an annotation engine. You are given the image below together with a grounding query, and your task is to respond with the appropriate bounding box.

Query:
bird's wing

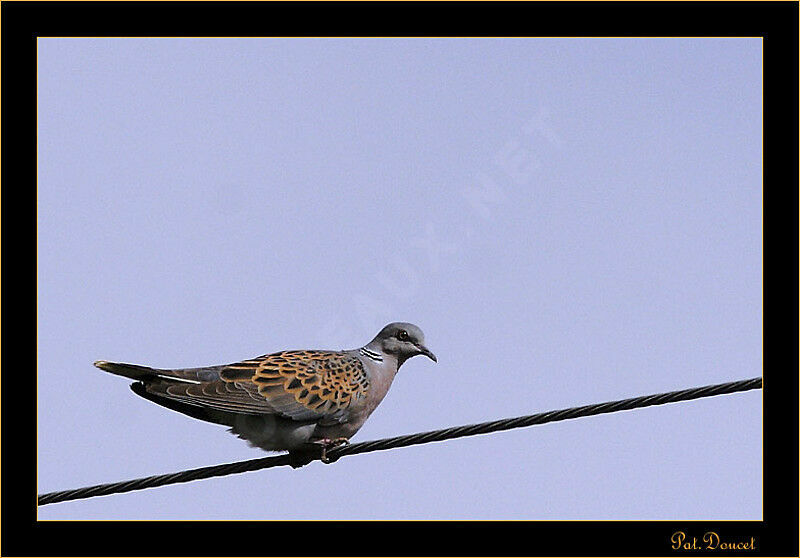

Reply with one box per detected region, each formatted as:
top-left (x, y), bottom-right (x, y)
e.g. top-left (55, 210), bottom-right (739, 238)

top-left (142, 350), bottom-right (370, 423)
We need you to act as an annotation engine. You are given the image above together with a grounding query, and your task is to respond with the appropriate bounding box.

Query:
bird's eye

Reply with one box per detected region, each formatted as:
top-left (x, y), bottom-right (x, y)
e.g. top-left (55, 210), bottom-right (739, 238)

top-left (397, 330), bottom-right (409, 341)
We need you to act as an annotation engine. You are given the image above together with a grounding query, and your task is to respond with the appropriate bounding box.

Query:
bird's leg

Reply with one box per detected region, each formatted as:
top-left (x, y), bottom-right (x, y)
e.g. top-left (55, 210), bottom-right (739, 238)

top-left (309, 437), bottom-right (351, 464)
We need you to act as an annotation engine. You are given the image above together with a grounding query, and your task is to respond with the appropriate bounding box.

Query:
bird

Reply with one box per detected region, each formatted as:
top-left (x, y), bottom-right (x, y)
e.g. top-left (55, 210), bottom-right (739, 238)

top-left (95, 322), bottom-right (436, 466)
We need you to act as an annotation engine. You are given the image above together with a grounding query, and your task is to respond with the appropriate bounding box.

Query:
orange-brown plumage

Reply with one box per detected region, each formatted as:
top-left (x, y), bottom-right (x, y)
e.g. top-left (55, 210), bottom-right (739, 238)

top-left (95, 322), bottom-right (436, 460)
top-left (220, 350), bottom-right (369, 421)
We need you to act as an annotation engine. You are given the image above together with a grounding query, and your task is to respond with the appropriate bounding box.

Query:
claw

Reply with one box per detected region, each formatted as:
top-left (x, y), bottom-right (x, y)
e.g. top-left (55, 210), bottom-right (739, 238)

top-left (313, 437), bottom-right (350, 464)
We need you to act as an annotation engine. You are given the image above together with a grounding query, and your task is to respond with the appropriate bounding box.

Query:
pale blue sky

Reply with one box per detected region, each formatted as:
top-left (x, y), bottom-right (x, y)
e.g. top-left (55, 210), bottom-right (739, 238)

top-left (37, 38), bottom-right (761, 520)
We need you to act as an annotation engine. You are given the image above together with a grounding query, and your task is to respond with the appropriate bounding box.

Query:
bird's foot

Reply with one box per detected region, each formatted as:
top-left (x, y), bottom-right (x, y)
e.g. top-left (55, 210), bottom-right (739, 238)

top-left (288, 438), bottom-right (350, 468)
top-left (286, 450), bottom-right (316, 469)
top-left (312, 437), bottom-right (350, 464)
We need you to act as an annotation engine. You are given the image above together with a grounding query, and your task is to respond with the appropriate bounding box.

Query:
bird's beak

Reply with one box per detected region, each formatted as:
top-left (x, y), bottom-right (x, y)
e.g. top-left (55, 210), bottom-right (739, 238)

top-left (416, 345), bottom-right (437, 362)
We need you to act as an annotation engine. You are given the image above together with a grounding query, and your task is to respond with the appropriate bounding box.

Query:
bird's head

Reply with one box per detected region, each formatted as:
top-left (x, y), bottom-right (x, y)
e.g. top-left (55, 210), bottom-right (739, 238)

top-left (369, 322), bottom-right (437, 367)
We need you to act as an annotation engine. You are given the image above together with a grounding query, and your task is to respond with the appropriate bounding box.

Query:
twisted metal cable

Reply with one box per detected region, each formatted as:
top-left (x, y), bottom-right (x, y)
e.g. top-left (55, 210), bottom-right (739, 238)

top-left (38, 376), bottom-right (762, 506)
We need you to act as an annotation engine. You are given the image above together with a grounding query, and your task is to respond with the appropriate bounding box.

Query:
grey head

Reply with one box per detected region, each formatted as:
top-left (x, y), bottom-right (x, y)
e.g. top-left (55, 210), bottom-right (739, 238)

top-left (364, 322), bottom-right (437, 367)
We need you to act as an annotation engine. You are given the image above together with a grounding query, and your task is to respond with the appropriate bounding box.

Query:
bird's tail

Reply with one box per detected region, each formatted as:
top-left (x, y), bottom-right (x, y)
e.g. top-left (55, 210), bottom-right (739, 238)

top-left (95, 360), bottom-right (234, 427)
top-left (95, 359), bottom-right (227, 384)
top-left (93, 360), bottom-right (160, 381)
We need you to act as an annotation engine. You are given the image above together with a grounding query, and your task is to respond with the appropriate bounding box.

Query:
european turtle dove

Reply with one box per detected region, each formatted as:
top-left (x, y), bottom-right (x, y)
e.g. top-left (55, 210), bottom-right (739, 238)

top-left (95, 322), bottom-right (436, 466)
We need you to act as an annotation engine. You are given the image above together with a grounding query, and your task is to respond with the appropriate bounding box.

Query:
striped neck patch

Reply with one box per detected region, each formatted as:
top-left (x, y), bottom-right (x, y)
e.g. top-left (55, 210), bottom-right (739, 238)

top-left (359, 347), bottom-right (384, 362)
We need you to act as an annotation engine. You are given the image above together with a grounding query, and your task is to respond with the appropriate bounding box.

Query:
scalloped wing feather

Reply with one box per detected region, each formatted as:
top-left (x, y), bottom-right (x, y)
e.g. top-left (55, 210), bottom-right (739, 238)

top-left (220, 350), bottom-right (370, 422)
top-left (137, 350), bottom-right (370, 423)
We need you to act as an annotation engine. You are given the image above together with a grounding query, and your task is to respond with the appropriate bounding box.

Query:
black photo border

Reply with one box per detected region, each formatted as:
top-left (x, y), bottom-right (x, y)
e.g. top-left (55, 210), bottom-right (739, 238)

top-left (3, 1), bottom-right (797, 556)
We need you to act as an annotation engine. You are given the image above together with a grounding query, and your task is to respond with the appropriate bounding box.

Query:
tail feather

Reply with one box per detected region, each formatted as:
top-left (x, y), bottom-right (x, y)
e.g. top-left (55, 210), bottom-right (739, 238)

top-left (94, 360), bottom-right (159, 381)
top-left (95, 359), bottom-right (234, 428)
top-left (95, 360), bottom-right (224, 383)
